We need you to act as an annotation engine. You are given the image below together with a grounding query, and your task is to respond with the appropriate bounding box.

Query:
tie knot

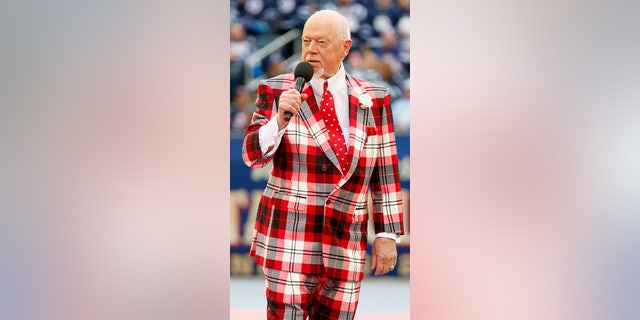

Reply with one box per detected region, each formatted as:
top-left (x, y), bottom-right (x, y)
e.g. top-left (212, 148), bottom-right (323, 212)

top-left (323, 80), bottom-right (328, 93)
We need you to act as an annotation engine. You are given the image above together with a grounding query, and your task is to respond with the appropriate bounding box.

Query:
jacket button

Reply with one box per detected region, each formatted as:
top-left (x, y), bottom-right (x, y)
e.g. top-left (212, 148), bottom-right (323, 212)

top-left (326, 199), bottom-right (332, 205)
top-left (321, 165), bottom-right (327, 172)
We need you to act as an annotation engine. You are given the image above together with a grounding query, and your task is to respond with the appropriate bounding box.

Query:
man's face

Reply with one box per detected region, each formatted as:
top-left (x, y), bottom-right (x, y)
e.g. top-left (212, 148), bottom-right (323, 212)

top-left (301, 17), bottom-right (351, 79)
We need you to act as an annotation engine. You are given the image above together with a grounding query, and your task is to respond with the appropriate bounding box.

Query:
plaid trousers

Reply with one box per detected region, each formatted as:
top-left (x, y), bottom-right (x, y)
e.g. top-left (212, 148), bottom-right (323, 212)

top-left (263, 267), bottom-right (361, 320)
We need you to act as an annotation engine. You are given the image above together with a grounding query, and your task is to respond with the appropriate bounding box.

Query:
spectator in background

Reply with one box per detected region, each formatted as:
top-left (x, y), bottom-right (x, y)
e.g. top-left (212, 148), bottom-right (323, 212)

top-left (375, 59), bottom-right (402, 101)
top-left (391, 77), bottom-right (410, 134)
top-left (230, 85), bottom-right (256, 133)
top-left (376, 30), bottom-right (406, 99)
top-left (377, 30), bottom-right (405, 78)
top-left (396, 0), bottom-right (410, 71)
top-left (231, 23), bottom-right (257, 63)
top-left (364, 0), bottom-right (400, 49)
top-left (264, 53), bottom-right (287, 79)
top-left (272, 0), bottom-right (309, 33)
top-left (233, 0), bottom-right (277, 39)
top-left (323, 0), bottom-right (369, 48)
top-left (230, 23), bottom-right (257, 99)
top-left (345, 43), bottom-right (383, 83)
top-left (270, 0), bottom-right (312, 59)
top-left (353, 43), bottom-right (402, 100)
top-left (298, 0), bottom-right (324, 15)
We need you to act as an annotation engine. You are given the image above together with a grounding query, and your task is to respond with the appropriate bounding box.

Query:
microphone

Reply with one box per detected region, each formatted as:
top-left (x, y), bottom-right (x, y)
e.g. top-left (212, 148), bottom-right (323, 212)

top-left (284, 62), bottom-right (314, 121)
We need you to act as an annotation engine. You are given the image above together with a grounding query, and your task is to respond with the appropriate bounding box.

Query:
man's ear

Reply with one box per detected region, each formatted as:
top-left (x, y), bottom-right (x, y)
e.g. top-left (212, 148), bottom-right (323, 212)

top-left (342, 39), bottom-right (353, 59)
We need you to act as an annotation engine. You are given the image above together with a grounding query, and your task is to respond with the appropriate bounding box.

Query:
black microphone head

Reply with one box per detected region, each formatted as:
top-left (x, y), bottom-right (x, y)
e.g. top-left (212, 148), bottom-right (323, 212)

top-left (294, 62), bottom-right (314, 82)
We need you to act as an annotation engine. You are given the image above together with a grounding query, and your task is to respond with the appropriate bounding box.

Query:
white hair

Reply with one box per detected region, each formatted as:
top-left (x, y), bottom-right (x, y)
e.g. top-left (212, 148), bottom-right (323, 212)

top-left (307, 10), bottom-right (351, 41)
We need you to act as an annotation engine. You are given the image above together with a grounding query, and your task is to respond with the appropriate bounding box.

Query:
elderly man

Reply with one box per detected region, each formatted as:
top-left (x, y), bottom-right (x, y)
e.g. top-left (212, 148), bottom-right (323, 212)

top-left (242, 9), bottom-right (404, 320)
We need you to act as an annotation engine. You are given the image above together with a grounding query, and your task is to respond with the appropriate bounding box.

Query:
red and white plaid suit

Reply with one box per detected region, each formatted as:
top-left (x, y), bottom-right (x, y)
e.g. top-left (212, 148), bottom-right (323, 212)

top-left (242, 71), bottom-right (404, 283)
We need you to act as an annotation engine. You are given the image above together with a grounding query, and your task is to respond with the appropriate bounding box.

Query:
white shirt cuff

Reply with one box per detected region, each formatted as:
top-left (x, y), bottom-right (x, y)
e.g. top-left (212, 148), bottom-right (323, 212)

top-left (259, 114), bottom-right (287, 158)
top-left (376, 232), bottom-right (401, 244)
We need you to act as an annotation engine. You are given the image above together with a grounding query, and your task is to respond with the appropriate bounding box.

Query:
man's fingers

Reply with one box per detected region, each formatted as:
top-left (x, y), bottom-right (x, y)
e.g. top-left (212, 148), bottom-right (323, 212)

top-left (374, 264), bottom-right (388, 276)
top-left (372, 258), bottom-right (392, 276)
top-left (279, 92), bottom-right (303, 119)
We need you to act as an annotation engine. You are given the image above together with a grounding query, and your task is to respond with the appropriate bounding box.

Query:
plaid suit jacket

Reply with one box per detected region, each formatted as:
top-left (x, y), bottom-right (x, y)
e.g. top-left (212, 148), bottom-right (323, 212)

top-left (242, 71), bottom-right (404, 282)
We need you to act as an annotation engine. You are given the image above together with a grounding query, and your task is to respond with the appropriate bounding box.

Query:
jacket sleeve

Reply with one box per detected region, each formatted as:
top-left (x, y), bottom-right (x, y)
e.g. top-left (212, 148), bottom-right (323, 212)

top-left (369, 89), bottom-right (405, 236)
top-left (241, 80), bottom-right (279, 168)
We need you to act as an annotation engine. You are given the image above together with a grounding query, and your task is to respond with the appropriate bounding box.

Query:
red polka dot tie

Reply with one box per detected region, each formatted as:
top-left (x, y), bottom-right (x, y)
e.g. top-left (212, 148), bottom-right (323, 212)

top-left (321, 81), bottom-right (349, 172)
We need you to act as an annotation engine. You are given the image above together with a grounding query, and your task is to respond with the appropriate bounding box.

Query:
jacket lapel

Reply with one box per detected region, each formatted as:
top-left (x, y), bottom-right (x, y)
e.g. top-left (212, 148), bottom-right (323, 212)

top-left (296, 74), bottom-right (371, 179)
top-left (297, 83), bottom-right (343, 172)
top-left (342, 74), bottom-right (369, 182)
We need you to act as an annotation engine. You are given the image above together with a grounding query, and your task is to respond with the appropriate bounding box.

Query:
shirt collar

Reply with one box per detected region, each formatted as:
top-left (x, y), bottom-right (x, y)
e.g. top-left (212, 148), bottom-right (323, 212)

top-left (310, 63), bottom-right (346, 98)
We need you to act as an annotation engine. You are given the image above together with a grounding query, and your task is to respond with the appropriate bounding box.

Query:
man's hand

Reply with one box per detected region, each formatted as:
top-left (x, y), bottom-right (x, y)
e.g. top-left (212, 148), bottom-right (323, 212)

top-left (276, 89), bottom-right (308, 130)
top-left (371, 237), bottom-right (397, 276)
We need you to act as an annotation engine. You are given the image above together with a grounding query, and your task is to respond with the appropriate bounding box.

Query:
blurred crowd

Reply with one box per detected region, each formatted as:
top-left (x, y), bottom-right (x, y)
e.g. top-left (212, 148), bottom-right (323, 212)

top-left (231, 0), bottom-right (410, 135)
